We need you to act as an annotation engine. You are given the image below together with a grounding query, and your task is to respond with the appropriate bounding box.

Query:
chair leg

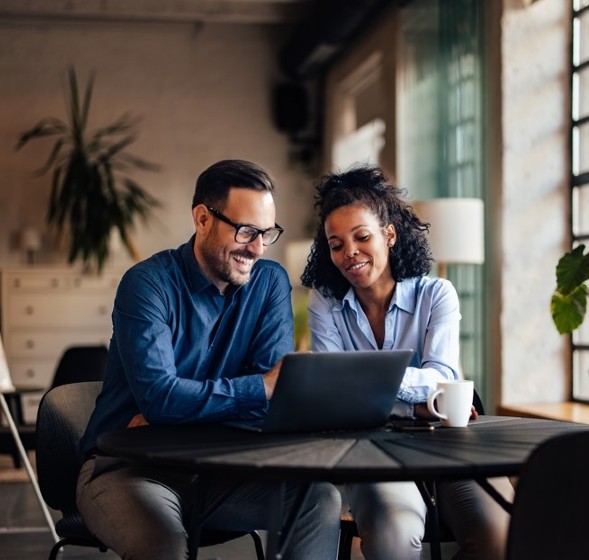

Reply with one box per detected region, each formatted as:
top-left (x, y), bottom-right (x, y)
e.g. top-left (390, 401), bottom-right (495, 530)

top-left (249, 531), bottom-right (266, 560)
top-left (337, 522), bottom-right (356, 560)
top-left (48, 539), bottom-right (66, 560)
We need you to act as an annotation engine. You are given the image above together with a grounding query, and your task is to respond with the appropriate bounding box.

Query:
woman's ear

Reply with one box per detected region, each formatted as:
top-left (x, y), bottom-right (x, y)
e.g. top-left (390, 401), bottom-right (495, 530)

top-left (386, 225), bottom-right (397, 247)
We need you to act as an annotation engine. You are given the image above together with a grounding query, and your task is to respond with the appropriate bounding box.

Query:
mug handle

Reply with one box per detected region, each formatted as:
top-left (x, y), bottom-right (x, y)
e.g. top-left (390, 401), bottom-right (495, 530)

top-left (427, 388), bottom-right (447, 421)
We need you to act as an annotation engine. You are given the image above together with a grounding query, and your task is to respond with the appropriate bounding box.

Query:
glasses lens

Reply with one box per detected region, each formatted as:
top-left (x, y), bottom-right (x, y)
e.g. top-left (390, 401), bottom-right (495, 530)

top-left (234, 225), bottom-right (283, 245)
top-left (235, 226), bottom-right (258, 244)
top-left (262, 228), bottom-right (281, 246)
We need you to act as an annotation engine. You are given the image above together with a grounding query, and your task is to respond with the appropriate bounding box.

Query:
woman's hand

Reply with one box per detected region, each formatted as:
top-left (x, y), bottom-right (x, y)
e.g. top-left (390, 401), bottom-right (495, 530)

top-left (414, 403), bottom-right (478, 420)
top-left (414, 403), bottom-right (436, 420)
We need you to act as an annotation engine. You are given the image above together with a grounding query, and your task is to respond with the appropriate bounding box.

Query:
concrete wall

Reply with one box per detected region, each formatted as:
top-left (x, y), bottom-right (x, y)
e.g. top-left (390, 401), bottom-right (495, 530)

top-left (499, 0), bottom-right (571, 404)
top-left (0, 18), bottom-right (314, 269)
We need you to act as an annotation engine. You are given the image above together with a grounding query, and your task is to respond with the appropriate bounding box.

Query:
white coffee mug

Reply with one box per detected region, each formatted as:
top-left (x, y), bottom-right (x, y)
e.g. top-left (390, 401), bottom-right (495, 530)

top-left (427, 380), bottom-right (474, 428)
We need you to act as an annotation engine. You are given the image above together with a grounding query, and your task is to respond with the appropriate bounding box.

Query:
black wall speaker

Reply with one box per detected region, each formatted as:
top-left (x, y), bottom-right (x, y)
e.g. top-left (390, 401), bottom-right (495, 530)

top-left (272, 82), bottom-right (309, 135)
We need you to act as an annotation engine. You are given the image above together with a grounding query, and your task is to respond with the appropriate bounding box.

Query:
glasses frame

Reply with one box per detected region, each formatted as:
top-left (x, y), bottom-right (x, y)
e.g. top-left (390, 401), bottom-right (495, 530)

top-left (207, 207), bottom-right (284, 246)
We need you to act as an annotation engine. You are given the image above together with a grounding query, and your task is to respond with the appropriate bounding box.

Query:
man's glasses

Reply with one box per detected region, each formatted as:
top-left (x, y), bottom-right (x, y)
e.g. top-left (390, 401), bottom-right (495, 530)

top-left (207, 207), bottom-right (284, 246)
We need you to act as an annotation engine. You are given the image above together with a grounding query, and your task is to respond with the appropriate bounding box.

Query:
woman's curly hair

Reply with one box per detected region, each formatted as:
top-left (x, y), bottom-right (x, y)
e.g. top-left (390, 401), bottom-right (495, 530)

top-left (301, 165), bottom-right (433, 300)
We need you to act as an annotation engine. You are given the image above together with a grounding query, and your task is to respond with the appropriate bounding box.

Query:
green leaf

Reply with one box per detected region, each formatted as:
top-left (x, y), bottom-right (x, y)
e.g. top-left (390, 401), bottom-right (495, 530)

top-left (80, 70), bottom-right (95, 132)
top-left (34, 138), bottom-right (66, 176)
top-left (551, 284), bottom-right (589, 334)
top-left (15, 119), bottom-right (69, 150)
top-left (555, 244), bottom-right (589, 295)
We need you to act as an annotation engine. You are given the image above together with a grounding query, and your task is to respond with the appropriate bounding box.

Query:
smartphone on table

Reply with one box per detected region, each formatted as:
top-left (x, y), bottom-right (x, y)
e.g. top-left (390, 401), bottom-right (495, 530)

top-left (388, 418), bottom-right (435, 432)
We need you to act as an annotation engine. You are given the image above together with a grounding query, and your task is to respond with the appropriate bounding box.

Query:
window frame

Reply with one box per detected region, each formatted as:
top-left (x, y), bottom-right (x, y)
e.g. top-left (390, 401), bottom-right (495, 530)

top-left (571, 0), bottom-right (589, 401)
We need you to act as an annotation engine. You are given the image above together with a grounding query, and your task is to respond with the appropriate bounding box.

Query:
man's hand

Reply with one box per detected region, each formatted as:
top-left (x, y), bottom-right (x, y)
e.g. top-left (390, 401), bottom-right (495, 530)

top-left (262, 359), bottom-right (283, 399)
top-left (127, 413), bottom-right (149, 428)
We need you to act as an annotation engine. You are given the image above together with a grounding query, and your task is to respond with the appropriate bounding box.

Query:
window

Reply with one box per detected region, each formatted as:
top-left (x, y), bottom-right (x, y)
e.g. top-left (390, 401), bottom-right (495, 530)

top-left (571, 0), bottom-right (589, 400)
top-left (399, 0), bottom-right (485, 395)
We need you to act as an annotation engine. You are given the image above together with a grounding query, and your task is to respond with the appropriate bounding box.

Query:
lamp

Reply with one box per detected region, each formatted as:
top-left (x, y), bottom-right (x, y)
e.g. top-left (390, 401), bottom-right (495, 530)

top-left (20, 227), bottom-right (42, 265)
top-left (412, 198), bottom-right (484, 278)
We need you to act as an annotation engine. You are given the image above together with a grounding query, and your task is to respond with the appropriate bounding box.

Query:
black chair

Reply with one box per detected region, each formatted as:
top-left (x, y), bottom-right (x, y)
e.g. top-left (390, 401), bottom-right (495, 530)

top-left (337, 388), bottom-right (486, 560)
top-left (1, 344), bottom-right (109, 467)
top-left (506, 429), bottom-right (589, 560)
top-left (36, 382), bottom-right (265, 560)
top-left (50, 344), bottom-right (109, 389)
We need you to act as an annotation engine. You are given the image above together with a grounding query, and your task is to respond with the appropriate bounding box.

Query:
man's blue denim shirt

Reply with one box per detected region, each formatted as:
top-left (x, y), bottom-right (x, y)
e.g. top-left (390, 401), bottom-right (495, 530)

top-left (80, 236), bottom-right (294, 456)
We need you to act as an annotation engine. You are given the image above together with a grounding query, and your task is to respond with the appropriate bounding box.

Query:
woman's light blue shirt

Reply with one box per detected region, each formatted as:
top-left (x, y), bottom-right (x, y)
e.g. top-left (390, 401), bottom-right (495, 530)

top-left (308, 276), bottom-right (461, 417)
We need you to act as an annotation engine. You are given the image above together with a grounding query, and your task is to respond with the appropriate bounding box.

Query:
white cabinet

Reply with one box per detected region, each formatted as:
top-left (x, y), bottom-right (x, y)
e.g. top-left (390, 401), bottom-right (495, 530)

top-left (0, 267), bottom-right (122, 423)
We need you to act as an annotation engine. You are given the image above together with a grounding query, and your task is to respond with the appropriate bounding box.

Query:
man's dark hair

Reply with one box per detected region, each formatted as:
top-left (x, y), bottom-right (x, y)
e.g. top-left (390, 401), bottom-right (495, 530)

top-left (191, 159), bottom-right (276, 210)
top-left (301, 165), bottom-right (433, 300)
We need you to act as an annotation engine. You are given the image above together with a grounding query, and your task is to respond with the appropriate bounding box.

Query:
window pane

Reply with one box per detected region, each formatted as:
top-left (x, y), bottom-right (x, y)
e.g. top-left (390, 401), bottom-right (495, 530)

top-left (580, 10), bottom-right (589, 63)
top-left (577, 67), bottom-right (589, 119)
top-left (572, 184), bottom-right (589, 236)
top-left (575, 122), bottom-right (589, 175)
top-left (573, 349), bottom-right (589, 401)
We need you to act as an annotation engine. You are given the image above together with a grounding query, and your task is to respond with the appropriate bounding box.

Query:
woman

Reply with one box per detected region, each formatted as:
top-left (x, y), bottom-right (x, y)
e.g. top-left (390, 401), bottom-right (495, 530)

top-left (301, 165), bottom-right (513, 560)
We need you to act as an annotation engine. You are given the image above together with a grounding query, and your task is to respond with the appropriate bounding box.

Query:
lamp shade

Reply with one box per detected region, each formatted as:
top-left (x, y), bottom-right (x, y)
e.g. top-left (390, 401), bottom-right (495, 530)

top-left (413, 198), bottom-right (484, 265)
top-left (20, 227), bottom-right (42, 252)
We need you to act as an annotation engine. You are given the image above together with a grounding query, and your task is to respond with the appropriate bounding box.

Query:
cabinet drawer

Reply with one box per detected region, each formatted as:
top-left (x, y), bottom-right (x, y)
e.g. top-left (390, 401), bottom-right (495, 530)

top-left (8, 360), bottom-right (55, 388)
top-left (4, 331), bottom-right (111, 359)
top-left (6, 294), bottom-right (113, 328)
top-left (4, 271), bottom-right (121, 293)
top-left (4, 273), bottom-right (65, 291)
top-left (21, 392), bottom-right (44, 425)
top-left (69, 274), bottom-right (121, 292)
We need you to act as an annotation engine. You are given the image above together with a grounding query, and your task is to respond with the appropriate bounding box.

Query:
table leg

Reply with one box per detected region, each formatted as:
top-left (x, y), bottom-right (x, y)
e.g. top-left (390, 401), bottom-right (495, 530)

top-left (186, 476), bottom-right (313, 560)
top-left (187, 475), bottom-right (246, 560)
top-left (265, 482), bottom-right (313, 560)
top-left (475, 478), bottom-right (513, 514)
top-left (264, 481), bottom-right (285, 560)
top-left (417, 480), bottom-right (442, 560)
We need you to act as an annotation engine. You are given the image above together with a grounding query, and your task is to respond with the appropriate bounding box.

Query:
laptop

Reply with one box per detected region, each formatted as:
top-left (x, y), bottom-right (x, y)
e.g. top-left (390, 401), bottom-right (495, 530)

top-left (227, 349), bottom-right (413, 433)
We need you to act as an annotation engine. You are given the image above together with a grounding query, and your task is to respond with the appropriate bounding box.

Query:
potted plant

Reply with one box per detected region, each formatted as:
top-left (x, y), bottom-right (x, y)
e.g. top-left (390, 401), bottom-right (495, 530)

top-left (15, 67), bottom-right (160, 273)
top-left (551, 244), bottom-right (589, 334)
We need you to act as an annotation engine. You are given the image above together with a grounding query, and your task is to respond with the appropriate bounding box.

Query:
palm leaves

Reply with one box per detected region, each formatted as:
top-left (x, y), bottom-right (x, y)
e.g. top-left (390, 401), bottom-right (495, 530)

top-left (15, 68), bottom-right (160, 273)
top-left (551, 245), bottom-right (589, 334)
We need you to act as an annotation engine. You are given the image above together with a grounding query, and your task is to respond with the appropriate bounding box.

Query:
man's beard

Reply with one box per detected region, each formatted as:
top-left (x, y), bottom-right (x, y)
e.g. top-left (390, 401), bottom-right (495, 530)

top-left (200, 241), bottom-right (256, 287)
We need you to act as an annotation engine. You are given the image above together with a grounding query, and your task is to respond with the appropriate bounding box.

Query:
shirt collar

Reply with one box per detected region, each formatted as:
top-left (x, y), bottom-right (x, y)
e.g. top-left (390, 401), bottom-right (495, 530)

top-left (341, 278), bottom-right (418, 315)
top-left (181, 234), bottom-right (244, 298)
top-left (181, 235), bottom-right (213, 294)
top-left (393, 278), bottom-right (417, 314)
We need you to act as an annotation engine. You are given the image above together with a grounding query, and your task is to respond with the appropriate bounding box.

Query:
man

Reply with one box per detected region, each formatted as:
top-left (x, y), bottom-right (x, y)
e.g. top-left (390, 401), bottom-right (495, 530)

top-left (77, 159), bottom-right (342, 560)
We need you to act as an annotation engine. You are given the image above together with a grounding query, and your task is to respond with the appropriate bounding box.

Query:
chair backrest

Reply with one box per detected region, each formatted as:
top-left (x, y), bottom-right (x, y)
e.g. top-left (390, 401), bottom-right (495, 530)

top-left (36, 381), bottom-right (102, 515)
top-left (506, 429), bottom-right (589, 560)
top-left (51, 345), bottom-right (108, 389)
top-left (472, 388), bottom-right (485, 415)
